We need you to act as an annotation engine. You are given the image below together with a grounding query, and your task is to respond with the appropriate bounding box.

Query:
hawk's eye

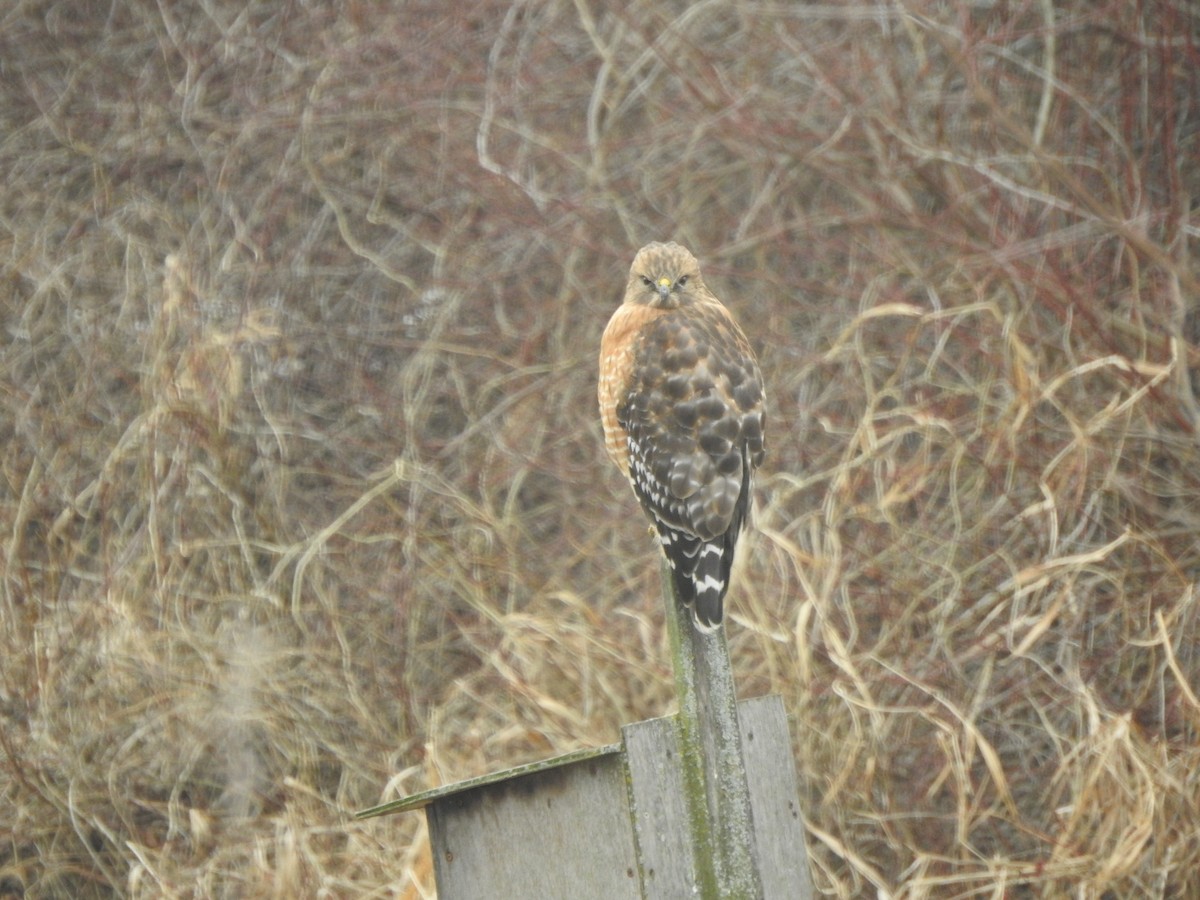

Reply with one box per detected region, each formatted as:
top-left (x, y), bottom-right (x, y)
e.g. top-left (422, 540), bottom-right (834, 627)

top-left (641, 276), bottom-right (654, 287)
top-left (677, 275), bottom-right (689, 287)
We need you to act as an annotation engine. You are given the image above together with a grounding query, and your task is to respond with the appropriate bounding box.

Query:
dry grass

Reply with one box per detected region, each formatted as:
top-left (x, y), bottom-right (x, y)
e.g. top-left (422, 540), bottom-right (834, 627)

top-left (1, 1), bottom-right (1198, 897)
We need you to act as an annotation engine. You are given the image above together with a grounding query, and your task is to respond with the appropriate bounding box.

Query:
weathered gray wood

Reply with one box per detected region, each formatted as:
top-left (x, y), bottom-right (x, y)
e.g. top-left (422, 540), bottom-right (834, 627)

top-left (622, 712), bottom-right (698, 897)
top-left (662, 561), bottom-right (763, 898)
top-left (738, 695), bottom-right (816, 900)
top-left (426, 749), bottom-right (641, 900)
top-left (356, 743), bottom-right (620, 819)
top-left (358, 696), bottom-right (812, 898)
top-left (624, 697), bottom-right (812, 900)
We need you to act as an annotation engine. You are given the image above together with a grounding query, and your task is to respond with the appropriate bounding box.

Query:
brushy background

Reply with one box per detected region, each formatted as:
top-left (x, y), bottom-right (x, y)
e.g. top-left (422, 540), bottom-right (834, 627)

top-left (2, 1), bottom-right (1198, 897)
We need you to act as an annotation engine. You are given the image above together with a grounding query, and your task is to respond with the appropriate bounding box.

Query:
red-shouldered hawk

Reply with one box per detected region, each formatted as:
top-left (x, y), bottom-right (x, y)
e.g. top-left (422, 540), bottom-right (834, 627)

top-left (599, 242), bottom-right (767, 631)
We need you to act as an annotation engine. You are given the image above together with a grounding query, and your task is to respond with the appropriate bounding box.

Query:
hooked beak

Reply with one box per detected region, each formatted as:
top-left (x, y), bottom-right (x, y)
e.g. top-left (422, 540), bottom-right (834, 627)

top-left (656, 277), bottom-right (672, 302)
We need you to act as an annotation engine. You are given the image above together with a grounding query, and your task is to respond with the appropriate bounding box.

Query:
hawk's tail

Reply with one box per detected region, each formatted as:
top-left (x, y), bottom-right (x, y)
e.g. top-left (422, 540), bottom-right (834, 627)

top-left (660, 528), bottom-right (734, 633)
top-left (653, 453), bottom-right (753, 632)
top-left (689, 538), bottom-right (732, 632)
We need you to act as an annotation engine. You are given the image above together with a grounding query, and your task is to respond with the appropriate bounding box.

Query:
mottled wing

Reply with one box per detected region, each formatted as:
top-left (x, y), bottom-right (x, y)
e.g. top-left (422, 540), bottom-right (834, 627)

top-left (618, 303), bottom-right (766, 627)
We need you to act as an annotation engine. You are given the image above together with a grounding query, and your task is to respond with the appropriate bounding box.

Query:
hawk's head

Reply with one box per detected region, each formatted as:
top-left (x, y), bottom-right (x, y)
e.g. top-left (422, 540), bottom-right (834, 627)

top-left (626, 242), bottom-right (706, 309)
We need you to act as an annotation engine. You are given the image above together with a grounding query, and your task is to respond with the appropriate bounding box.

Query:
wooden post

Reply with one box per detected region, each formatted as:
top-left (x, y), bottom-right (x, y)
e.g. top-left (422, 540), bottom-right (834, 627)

top-left (661, 560), bottom-right (764, 899)
top-left (356, 564), bottom-right (816, 898)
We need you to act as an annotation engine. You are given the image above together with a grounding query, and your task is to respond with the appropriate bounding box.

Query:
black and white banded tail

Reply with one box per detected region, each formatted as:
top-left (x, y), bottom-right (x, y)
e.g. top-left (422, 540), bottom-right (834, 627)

top-left (642, 446), bottom-right (753, 632)
top-left (657, 524), bottom-right (737, 632)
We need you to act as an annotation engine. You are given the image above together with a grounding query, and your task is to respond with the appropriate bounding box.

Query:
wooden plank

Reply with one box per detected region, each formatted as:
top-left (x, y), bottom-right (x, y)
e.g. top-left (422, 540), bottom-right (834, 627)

top-left (625, 697), bottom-right (814, 900)
top-left (622, 712), bottom-right (698, 898)
top-left (427, 751), bottom-right (640, 900)
top-left (662, 561), bottom-right (763, 898)
top-left (738, 695), bottom-right (815, 900)
top-left (355, 743), bottom-right (621, 819)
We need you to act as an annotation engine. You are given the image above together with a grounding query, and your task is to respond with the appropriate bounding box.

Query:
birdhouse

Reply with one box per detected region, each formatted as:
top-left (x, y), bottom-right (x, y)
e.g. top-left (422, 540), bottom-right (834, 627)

top-left (359, 695), bottom-right (813, 899)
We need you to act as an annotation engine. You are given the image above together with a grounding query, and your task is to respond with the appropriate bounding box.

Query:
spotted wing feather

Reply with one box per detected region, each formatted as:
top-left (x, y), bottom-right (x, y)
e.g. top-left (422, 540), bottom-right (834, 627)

top-left (617, 305), bottom-right (766, 629)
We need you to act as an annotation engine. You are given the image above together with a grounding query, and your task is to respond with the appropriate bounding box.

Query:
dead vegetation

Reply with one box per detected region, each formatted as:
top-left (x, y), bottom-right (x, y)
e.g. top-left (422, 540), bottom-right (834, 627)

top-left (1, 1), bottom-right (1198, 896)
